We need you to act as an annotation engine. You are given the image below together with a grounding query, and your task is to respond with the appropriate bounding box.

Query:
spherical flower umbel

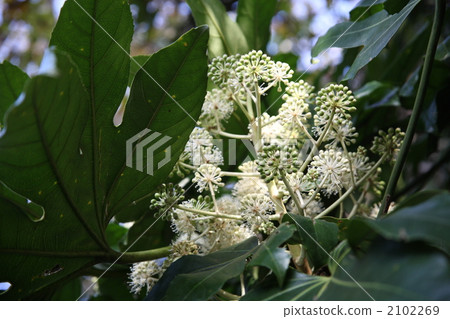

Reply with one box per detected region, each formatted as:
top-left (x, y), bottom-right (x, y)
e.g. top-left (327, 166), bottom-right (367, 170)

top-left (129, 260), bottom-right (165, 294)
top-left (264, 60), bottom-right (294, 91)
top-left (240, 193), bottom-right (275, 223)
top-left (193, 164), bottom-right (224, 193)
top-left (201, 88), bottom-right (234, 122)
top-left (371, 128), bottom-right (405, 163)
top-left (183, 127), bottom-right (223, 166)
top-left (150, 183), bottom-right (184, 217)
top-left (284, 80), bottom-right (315, 102)
top-left (208, 54), bottom-right (240, 87)
top-left (310, 149), bottom-right (350, 196)
top-left (236, 50), bottom-right (271, 82)
top-left (316, 84), bottom-right (357, 114)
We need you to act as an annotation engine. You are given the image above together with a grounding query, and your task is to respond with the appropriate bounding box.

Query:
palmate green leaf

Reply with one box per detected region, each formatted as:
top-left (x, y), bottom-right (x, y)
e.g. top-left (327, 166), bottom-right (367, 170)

top-left (0, 61), bottom-right (29, 127)
top-left (236, 0), bottom-right (277, 51)
top-left (244, 240), bottom-right (450, 301)
top-left (0, 51), bottom-right (102, 300)
top-left (284, 214), bottom-right (339, 268)
top-left (362, 192), bottom-right (450, 255)
top-left (312, 0), bottom-right (420, 81)
top-left (248, 224), bottom-right (295, 286)
top-left (187, 0), bottom-right (248, 58)
top-left (146, 237), bottom-right (258, 301)
top-left (0, 9), bottom-right (208, 300)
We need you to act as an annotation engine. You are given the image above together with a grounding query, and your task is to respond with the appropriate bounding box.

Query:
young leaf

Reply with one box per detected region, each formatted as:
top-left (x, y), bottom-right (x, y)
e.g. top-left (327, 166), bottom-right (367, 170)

top-left (312, 0), bottom-right (420, 81)
top-left (187, 0), bottom-right (248, 57)
top-left (248, 223), bottom-right (295, 286)
top-left (236, 0), bottom-right (277, 51)
top-left (146, 237), bottom-right (258, 301)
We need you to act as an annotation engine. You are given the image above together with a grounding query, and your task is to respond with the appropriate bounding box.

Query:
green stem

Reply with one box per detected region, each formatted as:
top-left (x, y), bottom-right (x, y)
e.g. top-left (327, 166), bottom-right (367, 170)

top-left (299, 108), bottom-right (336, 173)
top-left (220, 171), bottom-right (260, 178)
top-left (118, 246), bottom-right (172, 264)
top-left (280, 172), bottom-right (305, 216)
top-left (174, 204), bottom-right (242, 220)
top-left (217, 289), bottom-right (240, 301)
top-left (179, 161), bottom-right (196, 170)
top-left (378, 0), bottom-right (445, 217)
top-left (211, 130), bottom-right (252, 139)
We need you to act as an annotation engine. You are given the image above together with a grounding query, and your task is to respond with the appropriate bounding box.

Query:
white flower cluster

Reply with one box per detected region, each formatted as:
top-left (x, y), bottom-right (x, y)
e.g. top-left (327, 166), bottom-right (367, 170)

top-left (130, 50), bottom-right (404, 294)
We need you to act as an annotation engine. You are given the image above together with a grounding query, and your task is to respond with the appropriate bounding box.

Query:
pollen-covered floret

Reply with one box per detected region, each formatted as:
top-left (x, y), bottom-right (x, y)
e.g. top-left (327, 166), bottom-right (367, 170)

top-left (129, 260), bottom-right (166, 294)
top-left (310, 149), bottom-right (350, 196)
top-left (193, 164), bottom-right (224, 193)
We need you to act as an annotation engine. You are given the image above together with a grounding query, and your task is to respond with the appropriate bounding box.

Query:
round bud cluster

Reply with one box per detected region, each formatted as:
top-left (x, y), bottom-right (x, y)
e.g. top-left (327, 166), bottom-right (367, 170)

top-left (171, 240), bottom-right (200, 260)
top-left (208, 54), bottom-right (240, 87)
top-left (370, 128), bottom-right (405, 163)
top-left (315, 84), bottom-right (357, 114)
top-left (256, 144), bottom-right (301, 182)
top-left (236, 50), bottom-right (272, 82)
top-left (284, 80), bottom-right (315, 103)
top-left (150, 183), bottom-right (184, 217)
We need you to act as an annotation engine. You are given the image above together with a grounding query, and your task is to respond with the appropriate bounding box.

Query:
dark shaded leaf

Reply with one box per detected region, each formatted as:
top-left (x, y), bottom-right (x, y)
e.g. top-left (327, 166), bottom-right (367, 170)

top-left (320, 240), bottom-right (450, 300)
top-left (242, 269), bottom-right (325, 301)
top-left (146, 237), bottom-right (258, 300)
top-left (245, 240), bottom-right (450, 301)
top-left (0, 51), bottom-right (100, 300)
top-left (363, 192), bottom-right (450, 255)
top-left (284, 214), bottom-right (339, 268)
top-left (248, 224), bottom-right (295, 286)
top-left (0, 61), bottom-right (29, 127)
top-left (112, 26), bottom-right (209, 221)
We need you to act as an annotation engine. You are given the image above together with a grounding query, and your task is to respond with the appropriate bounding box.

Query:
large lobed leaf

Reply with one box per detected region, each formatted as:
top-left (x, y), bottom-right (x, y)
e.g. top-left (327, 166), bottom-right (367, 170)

top-left (312, 0), bottom-right (420, 80)
top-left (0, 0), bottom-right (209, 299)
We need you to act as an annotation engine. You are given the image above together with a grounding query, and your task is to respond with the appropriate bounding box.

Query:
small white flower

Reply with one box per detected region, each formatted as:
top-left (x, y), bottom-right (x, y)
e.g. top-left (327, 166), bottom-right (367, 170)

top-left (201, 88), bottom-right (234, 122)
top-left (310, 149), bottom-right (350, 196)
top-left (129, 260), bottom-right (165, 294)
top-left (216, 195), bottom-right (241, 215)
top-left (264, 60), bottom-right (293, 91)
top-left (184, 127), bottom-right (223, 166)
top-left (233, 177), bottom-right (269, 199)
top-left (193, 164), bottom-right (224, 193)
top-left (240, 194), bottom-right (274, 219)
